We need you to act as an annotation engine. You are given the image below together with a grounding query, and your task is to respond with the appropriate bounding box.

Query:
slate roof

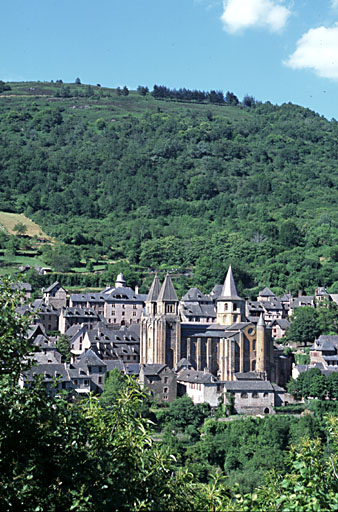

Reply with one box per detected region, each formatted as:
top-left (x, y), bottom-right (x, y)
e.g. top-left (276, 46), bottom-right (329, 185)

top-left (33, 334), bottom-right (56, 350)
top-left (157, 274), bottom-right (178, 302)
top-left (105, 360), bottom-right (125, 372)
top-left (62, 307), bottom-right (99, 318)
top-left (224, 380), bottom-right (274, 391)
top-left (209, 284), bottom-right (223, 299)
top-left (26, 323), bottom-right (46, 340)
top-left (259, 287), bottom-right (275, 297)
top-left (31, 352), bottom-right (61, 364)
top-left (280, 294), bottom-right (292, 302)
top-left (43, 281), bottom-right (62, 294)
top-left (141, 364), bottom-right (167, 376)
top-left (177, 369), bottom-right (218, 384)
top-left (124, 363), bottom-right (140, 375)
top-left (103, 286), bottom-right (143, 301)
top-left (219, 265), bottom-right (241, 300)
top-left (314, 335), bottom-right (338, 351)
top-left (247, 300), bottom-right (265, 312)
top-left (261, 300), bottom-right (283, 311)
top-left (291, 296), bottom-right (314, 307)
top-left (25, 363), bottom-right (70, 382)
top-left (146, 275), bottom-right (161, 302)
top-left (269, 319), bottom-right (290, 330)
top-left (181, 288), bottom-right (211, 302)
top-left (181, 303), bottom-right (216, 318)
top-left (77, 349), bottom-right (106, 367)
top-left (29, 300), bottom-right (59, 314)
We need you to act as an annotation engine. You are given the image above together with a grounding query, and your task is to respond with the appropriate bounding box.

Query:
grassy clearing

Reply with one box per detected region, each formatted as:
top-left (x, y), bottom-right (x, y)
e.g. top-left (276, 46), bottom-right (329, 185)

top-left (0, 254), bottom-right (46, 267)
top-left (0, 212), bottom-right (51, 239)
top-left (1, 82), bottom-right (253, 125)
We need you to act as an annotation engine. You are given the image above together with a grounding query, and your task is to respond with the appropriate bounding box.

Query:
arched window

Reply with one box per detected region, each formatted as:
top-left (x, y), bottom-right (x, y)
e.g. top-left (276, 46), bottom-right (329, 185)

top-left (263, 392), bottom-right (269, 397)
top-left (163, 386), bottom-right (169, 393)
top-left (252, 392), bottom-right (259, 398)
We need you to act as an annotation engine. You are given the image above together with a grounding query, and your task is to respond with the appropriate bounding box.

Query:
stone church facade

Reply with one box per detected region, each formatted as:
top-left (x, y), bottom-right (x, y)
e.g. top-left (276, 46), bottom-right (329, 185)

top-left (140, 266), bottom-right (281, 384)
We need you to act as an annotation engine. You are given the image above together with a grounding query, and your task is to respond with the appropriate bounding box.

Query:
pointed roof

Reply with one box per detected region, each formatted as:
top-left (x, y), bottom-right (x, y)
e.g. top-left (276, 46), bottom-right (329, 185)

top-left (157, 274), bottom-right (178, 302)
top-left (146, 275), bottom-right (161, 302)
top-left (77, 349), bottom-right (106, 367)
top-left (259, 287), bottom-right (275, 297)
top-left (220, 265), bottom-right (241, 300)
top-left (258, 313), bottom-right (266, 327)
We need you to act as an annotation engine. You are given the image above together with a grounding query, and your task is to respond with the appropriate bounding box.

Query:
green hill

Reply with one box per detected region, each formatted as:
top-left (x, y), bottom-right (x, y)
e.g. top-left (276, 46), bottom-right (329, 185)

top-left (1, 80), bottom-right (338, 295)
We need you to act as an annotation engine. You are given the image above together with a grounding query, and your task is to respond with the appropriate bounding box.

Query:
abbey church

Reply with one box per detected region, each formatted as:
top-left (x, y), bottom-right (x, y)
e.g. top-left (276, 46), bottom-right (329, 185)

top-left (140, 266), bottom-right (287, 385)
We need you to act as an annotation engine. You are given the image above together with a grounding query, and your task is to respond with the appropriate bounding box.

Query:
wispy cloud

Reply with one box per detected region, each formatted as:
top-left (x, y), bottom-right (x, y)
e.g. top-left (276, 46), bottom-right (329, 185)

top-left (285, 24), bottom-right (338, 80)
top-left (332, 0), bottom-right (338, 9)
top-left (220, 0), bottom-right (291, 33)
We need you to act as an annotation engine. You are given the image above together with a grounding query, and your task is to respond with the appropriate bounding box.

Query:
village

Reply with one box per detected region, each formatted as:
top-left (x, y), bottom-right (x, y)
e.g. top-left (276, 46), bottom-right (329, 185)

top-left (16, 266), bottom-right (338, 415)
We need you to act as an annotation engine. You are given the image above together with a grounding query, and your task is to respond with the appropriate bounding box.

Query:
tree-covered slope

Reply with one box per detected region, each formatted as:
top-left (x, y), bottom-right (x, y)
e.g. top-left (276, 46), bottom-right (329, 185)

top-left (1, 81), bottom-right (338, 295)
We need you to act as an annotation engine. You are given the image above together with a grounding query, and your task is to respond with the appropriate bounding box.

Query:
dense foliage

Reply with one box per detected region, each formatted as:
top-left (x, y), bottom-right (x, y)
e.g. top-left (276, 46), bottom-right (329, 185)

top-left (1, 81), bottom-right (338, 296)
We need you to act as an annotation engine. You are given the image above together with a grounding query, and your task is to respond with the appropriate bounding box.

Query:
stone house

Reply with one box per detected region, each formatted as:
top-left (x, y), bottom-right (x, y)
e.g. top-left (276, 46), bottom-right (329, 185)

top-left (310, 335), bottom-right (338, 370)
top-left (223, 380), bottom-right (279, 414)
top-left (43, 282), bottom-right (67, 309)
top-left (69, 274), bottom-right (146, 326)
top-left (21, 363), bottom-right (72, 395)
top-left (269, 318), bottom-right (290, 339)
top-left (69, 292), bottom-right (105, 316)
top-left (69, 350), bottom-right (107, 393)
top-left (59, 307), bottom-right (100, 334)
top-left (17, 300), bottom-right (60, 332)
top-left (139, 364), bottom-right (177, 402)
top-left (177, 368), bottom-right (221, 407)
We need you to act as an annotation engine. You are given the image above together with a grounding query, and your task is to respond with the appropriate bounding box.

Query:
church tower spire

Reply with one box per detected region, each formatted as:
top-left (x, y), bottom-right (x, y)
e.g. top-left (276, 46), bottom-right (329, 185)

top-left (216, 265), bottom-right (245, 326)
top-left (157, 274), bottom-right (178, 315)
top-left (145, 274), bottom-right (161, 315)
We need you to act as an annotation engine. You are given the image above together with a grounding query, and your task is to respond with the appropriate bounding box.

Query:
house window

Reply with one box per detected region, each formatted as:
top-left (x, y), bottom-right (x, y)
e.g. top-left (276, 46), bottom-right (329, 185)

top-left (252, 392), bottom-right (259, 398)
top-left (241, 392), bottom-right (248, 398)
top-left (163, 377), bottom-right (168, 383)
top-left (163, 395), bottom-right (168, 400)
top-left (163, 386), bottom-right (169, 393)
top-left (263, 392), bottom-right (269, 397)
top-left (224, 303), bottom-right (228, 311)
top-left (98, 376), bottom-right (103, 384)
top-left (84, 380), bottom-right (89, 385)
top-left (122, 311), bottom-right (125, 316)
top-left (74, 380), bottom-right (78, 385)
top-left (133, 305), bottom-right (137, 309)
top-left (133, 312), bottom-right (136, 316)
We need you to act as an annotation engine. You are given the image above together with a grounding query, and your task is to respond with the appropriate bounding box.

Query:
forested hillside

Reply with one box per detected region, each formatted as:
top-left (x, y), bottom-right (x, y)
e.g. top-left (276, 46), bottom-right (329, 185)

top-left (1, 81), bottom-right (338, 296)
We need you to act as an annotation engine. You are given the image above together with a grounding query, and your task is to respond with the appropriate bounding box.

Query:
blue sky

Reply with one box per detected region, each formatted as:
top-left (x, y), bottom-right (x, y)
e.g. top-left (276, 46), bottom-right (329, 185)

top-left (1, 0), bottom-right (338, 119)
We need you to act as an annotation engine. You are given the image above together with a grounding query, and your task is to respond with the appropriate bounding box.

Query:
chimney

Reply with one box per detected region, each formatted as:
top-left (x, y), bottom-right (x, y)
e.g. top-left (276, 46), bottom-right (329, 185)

top-left (135, 285), bottom-right (139, 295)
